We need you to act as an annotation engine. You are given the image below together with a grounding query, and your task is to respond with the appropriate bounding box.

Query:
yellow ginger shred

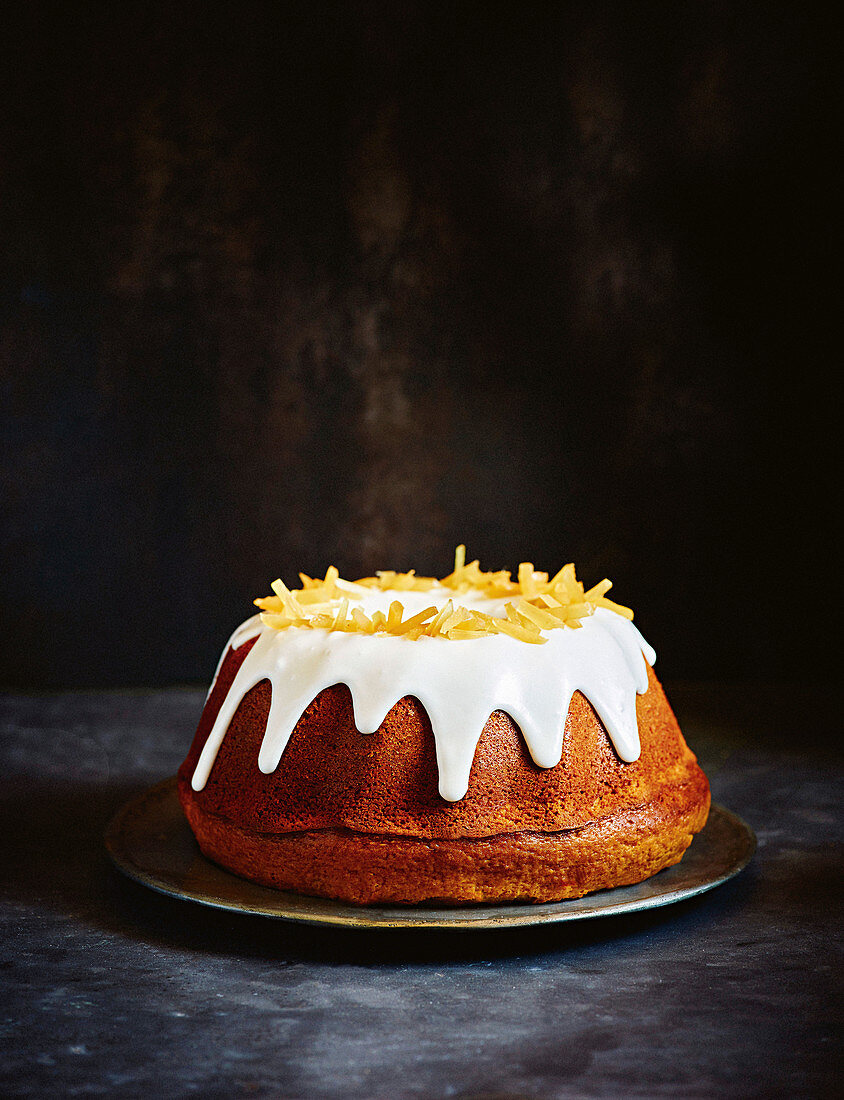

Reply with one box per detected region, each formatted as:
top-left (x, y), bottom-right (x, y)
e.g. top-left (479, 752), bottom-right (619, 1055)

top-left (394, 607), bottom-right (438, 634)
top-left (254, 548), bottom-right (635, 644)
top-left (427, 600), bottom-right (454, 637)
top-left (351, 607), bottom-right (374, 633)
top-left (595, 597), bottom-right (634, 620)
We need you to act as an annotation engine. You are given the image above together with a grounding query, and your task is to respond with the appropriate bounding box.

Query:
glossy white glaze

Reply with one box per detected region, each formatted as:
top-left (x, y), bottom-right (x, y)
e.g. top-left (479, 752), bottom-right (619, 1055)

top-left (191, 586), bottom-right (655, 802)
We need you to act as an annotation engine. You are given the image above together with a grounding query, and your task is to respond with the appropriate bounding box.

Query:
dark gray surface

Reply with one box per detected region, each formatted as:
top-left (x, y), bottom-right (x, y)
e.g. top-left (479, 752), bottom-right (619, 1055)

top-left (1, 685), bottom-right (841, 1098)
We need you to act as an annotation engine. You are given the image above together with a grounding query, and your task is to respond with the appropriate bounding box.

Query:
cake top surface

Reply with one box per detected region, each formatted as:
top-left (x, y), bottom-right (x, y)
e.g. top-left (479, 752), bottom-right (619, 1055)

top-left (254, 545), bottom-right (634, 645)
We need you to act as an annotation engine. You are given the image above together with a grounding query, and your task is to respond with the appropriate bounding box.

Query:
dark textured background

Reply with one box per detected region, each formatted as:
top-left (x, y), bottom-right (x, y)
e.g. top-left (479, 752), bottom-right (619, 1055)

top-left (1, 2), bottom-right (837, 689)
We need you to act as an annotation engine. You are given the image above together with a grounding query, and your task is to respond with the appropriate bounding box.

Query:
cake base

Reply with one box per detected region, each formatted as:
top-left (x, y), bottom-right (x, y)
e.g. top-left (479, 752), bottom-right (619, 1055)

top-left (180, 779), bottom-right (710, 905)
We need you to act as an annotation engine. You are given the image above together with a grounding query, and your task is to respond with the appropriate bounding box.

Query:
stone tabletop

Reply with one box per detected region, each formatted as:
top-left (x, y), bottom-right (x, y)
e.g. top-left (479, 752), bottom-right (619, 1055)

top-left (1, 684), bottom-right (841, 1098)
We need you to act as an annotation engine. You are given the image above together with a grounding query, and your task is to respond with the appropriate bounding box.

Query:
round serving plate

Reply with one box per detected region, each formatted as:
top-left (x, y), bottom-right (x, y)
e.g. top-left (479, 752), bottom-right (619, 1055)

top-left (105, 778), bottom-right (755, 931)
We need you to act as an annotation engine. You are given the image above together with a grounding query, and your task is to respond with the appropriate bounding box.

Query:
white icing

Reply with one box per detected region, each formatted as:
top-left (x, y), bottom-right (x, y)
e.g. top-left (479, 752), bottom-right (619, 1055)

top-left (191, 586), bottom-right (655, 802)
top-left (203, 614), bottom-right (263, 701)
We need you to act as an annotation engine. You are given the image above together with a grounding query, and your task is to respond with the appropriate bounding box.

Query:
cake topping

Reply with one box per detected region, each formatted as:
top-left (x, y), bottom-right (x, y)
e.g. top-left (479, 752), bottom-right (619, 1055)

top-left (254, 545), bottom-right (634, 645)
top-left (192, 550), bottom-right (657, 803)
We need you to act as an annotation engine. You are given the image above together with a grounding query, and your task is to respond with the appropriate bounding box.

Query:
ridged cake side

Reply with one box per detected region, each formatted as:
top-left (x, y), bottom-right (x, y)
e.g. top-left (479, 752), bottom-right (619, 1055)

top-left (179, 637), bottom-right (708, 838)
top-left (177, 638), bottom-right (709, 902)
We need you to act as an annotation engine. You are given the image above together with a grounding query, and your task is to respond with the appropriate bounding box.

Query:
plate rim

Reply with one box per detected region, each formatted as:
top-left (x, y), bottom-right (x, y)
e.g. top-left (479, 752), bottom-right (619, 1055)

top-left (105, 778), bottom-right (756, 931)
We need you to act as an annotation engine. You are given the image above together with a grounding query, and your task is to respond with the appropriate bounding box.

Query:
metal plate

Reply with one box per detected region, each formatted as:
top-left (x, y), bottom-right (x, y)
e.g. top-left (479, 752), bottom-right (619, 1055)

top-left (105, 778), bottom-right (755, 930)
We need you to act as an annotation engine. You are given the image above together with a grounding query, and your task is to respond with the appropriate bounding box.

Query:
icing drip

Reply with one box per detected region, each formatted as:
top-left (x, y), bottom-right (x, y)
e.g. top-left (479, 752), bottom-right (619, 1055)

top-left (203, 614), bottom-right (263, 700)
top-left (192, 586), bottom-right (656, 802)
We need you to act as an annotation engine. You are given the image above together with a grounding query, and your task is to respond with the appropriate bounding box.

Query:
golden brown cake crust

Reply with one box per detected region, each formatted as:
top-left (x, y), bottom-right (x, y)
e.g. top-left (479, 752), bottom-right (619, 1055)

top-left (182, 779), bottom-right (710, 905)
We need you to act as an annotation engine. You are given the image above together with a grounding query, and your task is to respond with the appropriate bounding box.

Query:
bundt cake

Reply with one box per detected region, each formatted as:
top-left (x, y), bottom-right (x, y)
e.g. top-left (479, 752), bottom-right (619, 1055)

top-left (178, 549), bottom-right (710, 905)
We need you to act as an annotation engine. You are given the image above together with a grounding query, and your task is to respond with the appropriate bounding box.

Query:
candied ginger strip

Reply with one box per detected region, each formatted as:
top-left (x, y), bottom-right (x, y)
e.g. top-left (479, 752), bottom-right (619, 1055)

top-left (494, 619), bottom-right (548, 644)
top-left (270, 578), bottom-right (307, 619)
top-left (254, 595), bottom-right (285, 612)
top-left (516, 600), bottom-right (560, 631)
top-left (259, 612), bottom-right (303, 630)
top-left (583, 578), bottom-right (613, 601)
top-left (333, 597), bottom-right (350, 629)
top-left (596, 596), bottom-right (634, 620)
top-left (428, 600), bottom-right (454, 637)
top-left (441, 607), bottom-right (472, 635)
top-left (517, 562), bottom-right (539, 597)
top-left (351, 607), bottom-right (374, 633)
top-left (387, 600), bottom-right (404, 629)
top-left (394, 606), bottom-right (438, 633)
